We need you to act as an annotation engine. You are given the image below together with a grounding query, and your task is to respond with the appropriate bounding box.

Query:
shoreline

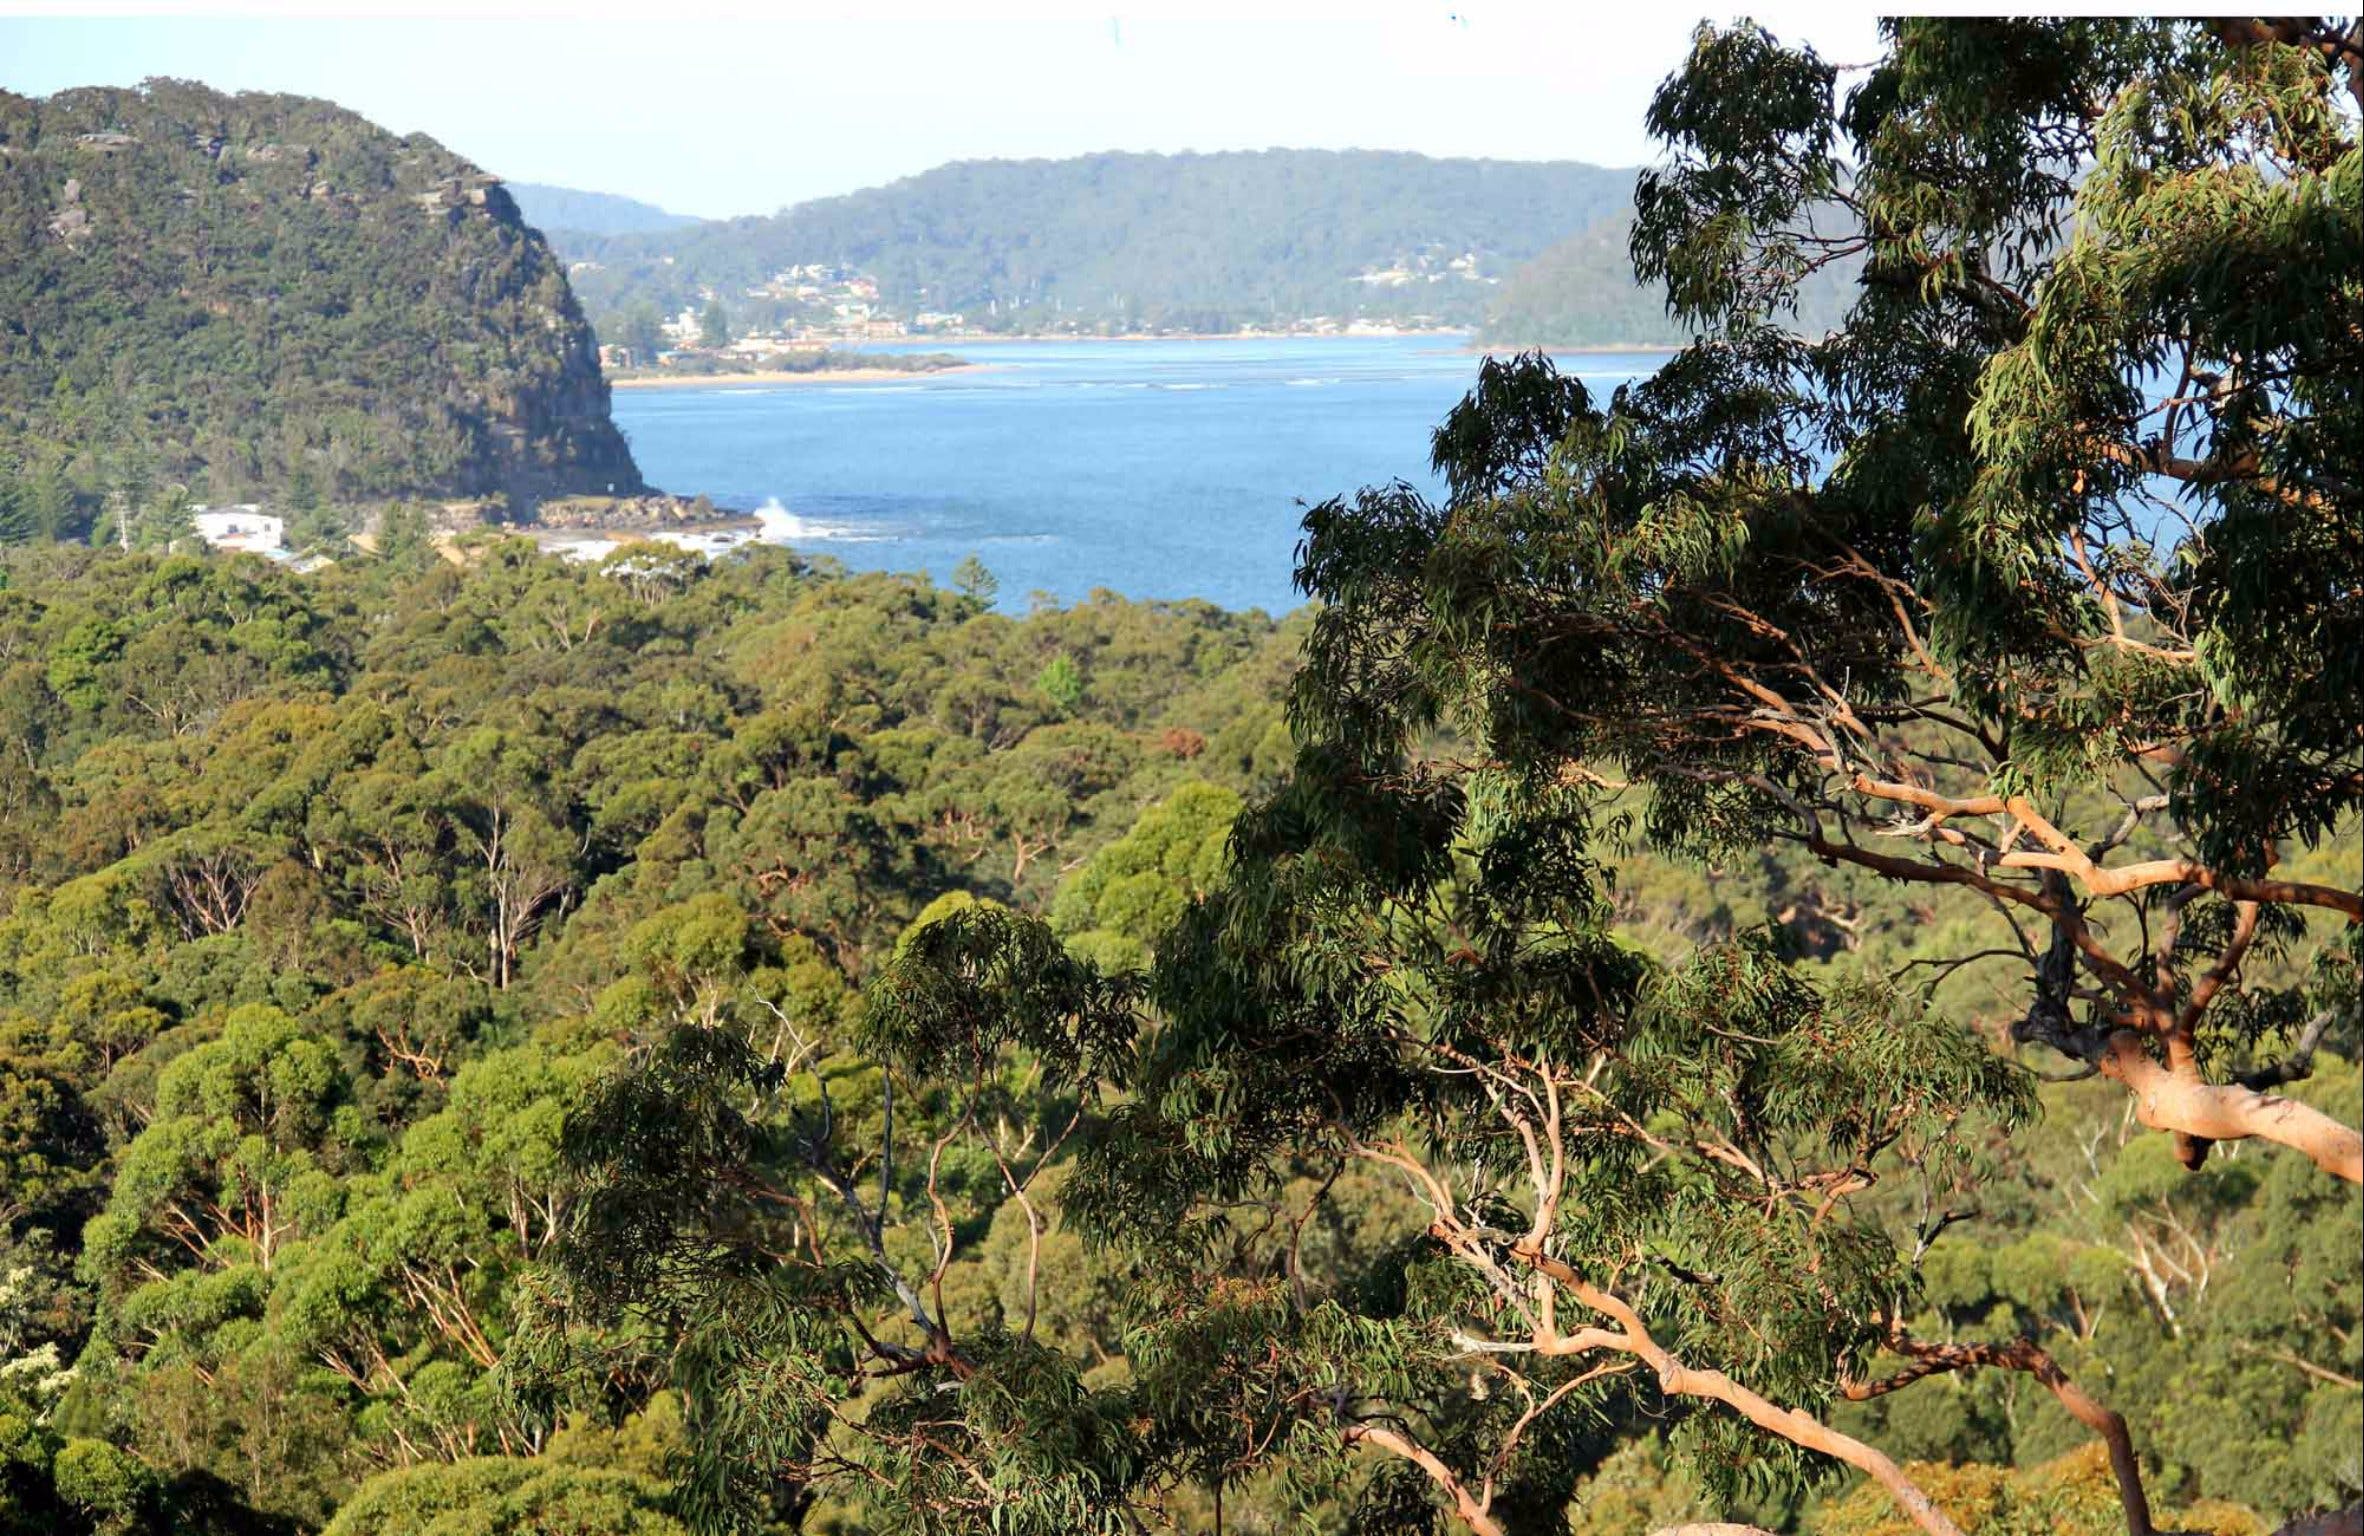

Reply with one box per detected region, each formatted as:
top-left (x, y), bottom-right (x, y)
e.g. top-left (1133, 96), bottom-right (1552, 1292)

top-left (920, 329), bottom-right (1467, 345)
top-left (1462, 340), bottom-right (1682, 355)
top-left (602, 335), bottom-right (1685, 394)
top-left (528, 519), bottom-right (756, 543)
top-left (611, 332), bottom-right (1683, 356)
top-left (611, 364), bottom-right (986, 389)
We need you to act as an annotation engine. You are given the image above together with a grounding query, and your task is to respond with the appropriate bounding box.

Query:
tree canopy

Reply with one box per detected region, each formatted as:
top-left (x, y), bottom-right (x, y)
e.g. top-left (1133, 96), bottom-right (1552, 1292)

top-left (839, 16), bottom-right (2361, 1536)
top-left (0, 532), bottom-right (1304, 1533)
top-left (0, 17), bottom-right (2354, 1536)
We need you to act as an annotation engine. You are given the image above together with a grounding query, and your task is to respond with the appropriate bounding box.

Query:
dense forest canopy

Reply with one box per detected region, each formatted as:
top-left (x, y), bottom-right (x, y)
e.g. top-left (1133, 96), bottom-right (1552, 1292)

top-left (0, 513), bottom-right (2346, 1536)
top-left (576, 15), bottom-right (2358, 1536)
top-left (0, 14), bottom-right (2355, 1536)
top-left (0, 533), bottom-right (1308, 1532)
top-left (0, 79), bottom-right (645, 518)
top-left (551, 149), bottom-right (1643, 338)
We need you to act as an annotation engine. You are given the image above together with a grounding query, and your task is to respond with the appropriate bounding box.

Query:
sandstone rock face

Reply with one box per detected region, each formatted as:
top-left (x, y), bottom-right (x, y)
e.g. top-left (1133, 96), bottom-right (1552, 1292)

top-left (0, 80), bottom-right (648, 508)
top-left (531, 493), bottom-right (730, 530)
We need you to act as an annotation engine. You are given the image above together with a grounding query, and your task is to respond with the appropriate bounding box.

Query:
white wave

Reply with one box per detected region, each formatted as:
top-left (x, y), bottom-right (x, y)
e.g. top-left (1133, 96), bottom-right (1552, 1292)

top-left (750, 497), bottom-right (868, 543)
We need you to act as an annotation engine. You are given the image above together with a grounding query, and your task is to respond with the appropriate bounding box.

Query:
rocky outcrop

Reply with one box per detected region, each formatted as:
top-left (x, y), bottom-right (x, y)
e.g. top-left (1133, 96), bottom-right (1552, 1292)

top-left (532, 493), bottom-right (729, 531)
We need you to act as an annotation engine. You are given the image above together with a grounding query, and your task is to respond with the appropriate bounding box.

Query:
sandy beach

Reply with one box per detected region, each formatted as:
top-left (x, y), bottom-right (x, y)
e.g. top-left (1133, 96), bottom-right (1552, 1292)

top-left (610, 364), bottom-right (984, 389)
top-left (931, 329), bottom-right (1468, 345)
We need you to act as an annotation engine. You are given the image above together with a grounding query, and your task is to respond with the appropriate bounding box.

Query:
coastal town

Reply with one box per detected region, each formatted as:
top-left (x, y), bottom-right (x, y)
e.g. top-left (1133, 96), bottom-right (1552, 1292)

top-left (583, 264), bottom-right (964, 374)
top-left (578, 255), bottom-right (1483, 370)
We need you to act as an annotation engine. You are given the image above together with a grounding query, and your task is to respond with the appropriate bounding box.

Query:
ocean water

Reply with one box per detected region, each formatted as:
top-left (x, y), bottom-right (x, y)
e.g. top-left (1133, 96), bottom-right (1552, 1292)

top-left (609, 336), bottom-right (1671, 615)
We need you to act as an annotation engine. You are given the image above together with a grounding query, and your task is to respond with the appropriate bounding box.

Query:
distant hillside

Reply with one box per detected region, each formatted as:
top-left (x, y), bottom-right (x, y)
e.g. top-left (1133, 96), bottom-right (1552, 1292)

top-left (509, 181), bottom-right (698, 237)
top-left (1479, 207), bottom-right (1860, 349)
top-left (1476, 210), bottom-right (1687, 348)
top-left (554, 149), bottom-right (1640, 336)
top-left (0, 79), bottom-right (645, 513)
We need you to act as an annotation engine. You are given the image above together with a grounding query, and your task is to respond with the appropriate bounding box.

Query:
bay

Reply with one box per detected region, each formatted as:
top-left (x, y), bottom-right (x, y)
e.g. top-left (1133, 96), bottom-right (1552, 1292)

top-left (608, 335), bottom-right (1670, 614)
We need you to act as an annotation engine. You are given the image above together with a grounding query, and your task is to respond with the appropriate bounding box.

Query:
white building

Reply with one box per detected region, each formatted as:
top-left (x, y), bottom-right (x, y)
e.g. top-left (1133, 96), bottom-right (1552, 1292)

top-left (190, 505), bottom-right (286, 555)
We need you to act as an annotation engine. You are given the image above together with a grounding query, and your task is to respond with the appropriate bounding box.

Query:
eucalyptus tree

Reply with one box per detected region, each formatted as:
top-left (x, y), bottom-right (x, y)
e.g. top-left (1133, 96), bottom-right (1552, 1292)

top-left (1573, 14), bottom-right (2364, 1183)
top-left (534, 897), bottom-right (1153, 1536)
top-left (71, 1005), bottom-right (371, 1523)
top-left (523, 24), bottom-right (2360, 1534)
top-left (872, 15), bottom-right (2361, 1536)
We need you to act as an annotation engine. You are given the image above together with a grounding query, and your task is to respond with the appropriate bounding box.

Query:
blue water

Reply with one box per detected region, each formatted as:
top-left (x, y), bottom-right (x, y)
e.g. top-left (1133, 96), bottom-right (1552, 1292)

top-left (609, 336), bottom-right (1670, 614)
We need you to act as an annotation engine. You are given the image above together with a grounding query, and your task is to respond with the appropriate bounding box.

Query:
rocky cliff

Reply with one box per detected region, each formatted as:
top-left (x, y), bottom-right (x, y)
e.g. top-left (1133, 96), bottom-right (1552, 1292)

top-left (0, 78), bottom-right (646, 509)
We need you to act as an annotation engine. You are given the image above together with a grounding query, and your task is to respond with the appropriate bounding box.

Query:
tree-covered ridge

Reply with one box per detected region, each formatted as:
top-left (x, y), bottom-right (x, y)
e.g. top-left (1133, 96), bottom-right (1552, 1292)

top-left (0, 79), bottom-right (644, 513)
top-left (508, 184), bottom-right (698, 239)
top-left (1478, 206), bottom-right (1859, 348)
top-left (554, 149), bottom-right (1639, 337)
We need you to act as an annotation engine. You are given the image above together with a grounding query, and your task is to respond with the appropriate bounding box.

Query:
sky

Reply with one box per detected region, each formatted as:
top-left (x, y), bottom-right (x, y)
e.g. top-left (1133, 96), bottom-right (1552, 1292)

top-left (0, 2), bottom-right (1890, 220)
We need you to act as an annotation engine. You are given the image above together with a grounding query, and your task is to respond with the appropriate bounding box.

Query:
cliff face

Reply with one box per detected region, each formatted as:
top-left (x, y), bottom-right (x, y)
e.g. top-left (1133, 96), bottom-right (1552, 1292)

top-left (0, 78), bottom-right (646, 508)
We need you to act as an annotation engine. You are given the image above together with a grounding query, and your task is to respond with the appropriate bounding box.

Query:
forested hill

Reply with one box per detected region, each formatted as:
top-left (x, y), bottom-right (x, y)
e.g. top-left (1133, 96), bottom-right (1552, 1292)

top-left (0, 79), bottom-right (645, 511)
top-left (508, 182), bottom-right (698, 237)
top-left (1476, 206), bottom-right (1860, 348)
top-left (554, 149), bottom-right (1639, 335)
top-left (1475, 209), bottom-right (1687, 348)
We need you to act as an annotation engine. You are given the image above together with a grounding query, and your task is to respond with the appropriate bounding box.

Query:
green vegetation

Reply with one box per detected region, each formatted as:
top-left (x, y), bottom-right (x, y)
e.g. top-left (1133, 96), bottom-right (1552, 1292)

top-left (0, 534), bottom-right (1301, 1532)
top-left (1474, 209), bottom-right (1685, 348)
top-left (0, 80), bottom-right (644, 522)
top-left (553, 150), bottom-right (1638, 338)
top-left (1477, 206), bottom-right (1857, 348)
top-left (0, 514), bottom-right (2333, 1534)
top-left (550, 150), bottom-right (1863, 350)
top-left (565, 15), bottom-right (2359, 1536)
top-left (0, 16), bottom-right (2354, 1536)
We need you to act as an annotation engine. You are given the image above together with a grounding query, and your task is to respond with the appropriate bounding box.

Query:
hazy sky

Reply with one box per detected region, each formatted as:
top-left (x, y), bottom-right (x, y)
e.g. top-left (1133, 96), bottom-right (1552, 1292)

top-left (0, 2), bottom-right (1887, 219)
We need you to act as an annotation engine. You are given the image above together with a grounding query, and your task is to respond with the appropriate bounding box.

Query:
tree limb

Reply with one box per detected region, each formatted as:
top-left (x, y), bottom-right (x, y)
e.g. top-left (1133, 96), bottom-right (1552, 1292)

top-left (1506, 1243), bottom-right (1966, 1536)
top-left (1341, 1423), bottom-right (1506, 1536)
top-left (2099, 1032), bottom-right (2364, 1183)
top-left (1842, 1333), bottom-right (2152, 1536)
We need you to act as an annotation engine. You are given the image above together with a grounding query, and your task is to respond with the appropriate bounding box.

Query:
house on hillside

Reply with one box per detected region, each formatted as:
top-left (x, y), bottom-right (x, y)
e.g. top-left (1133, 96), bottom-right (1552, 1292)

top-left (189, 505), bottom-right (286, 555)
